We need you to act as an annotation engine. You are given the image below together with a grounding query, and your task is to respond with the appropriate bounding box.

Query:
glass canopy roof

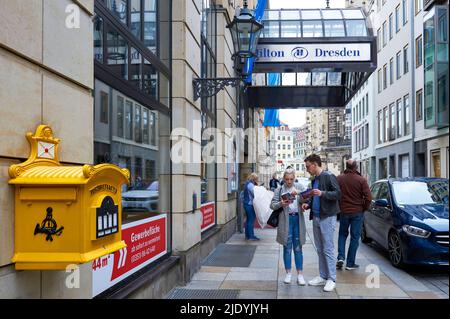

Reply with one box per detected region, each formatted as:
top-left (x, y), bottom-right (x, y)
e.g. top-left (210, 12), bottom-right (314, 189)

top-left (260, 8), bottom-right (369, 38)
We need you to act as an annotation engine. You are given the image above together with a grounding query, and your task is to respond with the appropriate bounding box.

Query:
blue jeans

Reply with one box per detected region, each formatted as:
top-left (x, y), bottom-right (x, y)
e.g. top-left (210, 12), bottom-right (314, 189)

top-left (283, 214), bottom-right (303, 271)
top-left (313, 215), bottom-right (337, 282)
top-left (243, 204), bottom-right (256, 239)
top-left (338, 213), bottom-right (364, 267)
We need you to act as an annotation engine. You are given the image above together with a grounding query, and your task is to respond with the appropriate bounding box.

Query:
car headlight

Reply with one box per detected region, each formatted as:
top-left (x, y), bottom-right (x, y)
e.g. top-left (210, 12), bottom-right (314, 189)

top-left (402, 225), bottom-right (431, 238)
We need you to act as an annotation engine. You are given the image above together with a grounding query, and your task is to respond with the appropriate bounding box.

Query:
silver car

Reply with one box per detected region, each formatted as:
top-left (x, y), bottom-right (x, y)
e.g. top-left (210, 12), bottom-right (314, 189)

top-left (122, 181), bottom-right (159, 213)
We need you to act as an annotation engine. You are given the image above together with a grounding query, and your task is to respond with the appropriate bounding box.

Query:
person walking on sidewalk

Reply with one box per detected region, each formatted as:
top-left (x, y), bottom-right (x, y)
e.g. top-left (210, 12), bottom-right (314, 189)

top-left (301, 154), bottom-right (341, 292)
top-left (336, 159), bottom-right (372, 271)
top-left (270, 168), bottom-right (307, 285)
top-left (242, 173), bottom-right (260, 241)
top-left (269, 173), bottom-right (281, 192)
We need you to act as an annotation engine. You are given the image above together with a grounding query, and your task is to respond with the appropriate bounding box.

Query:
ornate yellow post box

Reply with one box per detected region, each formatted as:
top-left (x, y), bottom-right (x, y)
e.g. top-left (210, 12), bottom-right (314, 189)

top-left (9, 125), bottom-right (130, 270)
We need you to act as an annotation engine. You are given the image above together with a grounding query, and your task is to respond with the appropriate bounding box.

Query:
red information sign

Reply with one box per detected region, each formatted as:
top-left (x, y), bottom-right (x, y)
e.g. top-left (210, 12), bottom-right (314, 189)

top-left (200, 202), bottom-right (215, 232)
top-left (92, 215), bottom-right (167, 296)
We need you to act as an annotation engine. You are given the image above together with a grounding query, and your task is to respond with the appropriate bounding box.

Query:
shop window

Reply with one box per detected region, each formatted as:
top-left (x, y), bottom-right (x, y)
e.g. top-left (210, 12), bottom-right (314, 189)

top-left (379, 158), bottom-right (388, 179)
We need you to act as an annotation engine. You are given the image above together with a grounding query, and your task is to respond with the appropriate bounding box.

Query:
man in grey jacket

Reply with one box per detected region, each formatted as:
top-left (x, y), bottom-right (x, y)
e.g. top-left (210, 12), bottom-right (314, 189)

top-left (301, 154), bottom-right (341, 292)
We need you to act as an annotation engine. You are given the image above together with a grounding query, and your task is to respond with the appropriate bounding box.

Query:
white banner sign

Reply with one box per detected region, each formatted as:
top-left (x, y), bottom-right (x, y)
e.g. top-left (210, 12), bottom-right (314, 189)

top-left (256, 43), bottom-right (371, 62)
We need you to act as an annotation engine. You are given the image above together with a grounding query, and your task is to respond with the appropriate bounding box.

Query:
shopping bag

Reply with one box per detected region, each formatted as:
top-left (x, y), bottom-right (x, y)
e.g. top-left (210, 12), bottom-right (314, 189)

top-left (252, 186), bottom-right (274, 228)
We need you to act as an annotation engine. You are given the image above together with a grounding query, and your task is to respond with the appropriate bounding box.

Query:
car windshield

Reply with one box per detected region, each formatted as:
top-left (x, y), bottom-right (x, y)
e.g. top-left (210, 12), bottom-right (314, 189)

top-left (129, 181), bottom-right (158, 191)
top-left (392, 180), bottom-right (449, 205)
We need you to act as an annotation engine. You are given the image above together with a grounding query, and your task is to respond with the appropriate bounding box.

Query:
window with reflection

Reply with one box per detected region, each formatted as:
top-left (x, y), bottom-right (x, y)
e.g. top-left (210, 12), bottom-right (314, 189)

top-left (107, 28), bottom-right (128, 80)
top-left (281, 21), bottom-right (300, 38)
top-left (302, 21), bottom-right (323, 37)
top-left (312, 72), bottom-right (326, 86)
top-left (346, 20), bottom-right (367, 36)
top-left (144, 0), bottom-right (157, 54)
top-left (297, 72), bottom-right (311, 85)
top-left (94, 16), bottom-right (104, 62)
top-left (130, 0), bottom-right (141, 39)
top-left (130, 47), bottom-right (142, 90)
top-left (324, 20), bottom-right (345, 37)
top-left (301, 10), bottom-right (321, 19)
top-left (106, 0), bottom-right (127, 25)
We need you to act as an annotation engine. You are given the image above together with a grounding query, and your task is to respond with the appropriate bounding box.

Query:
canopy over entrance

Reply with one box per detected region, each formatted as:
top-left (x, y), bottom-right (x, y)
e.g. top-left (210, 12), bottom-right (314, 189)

top-left (241, 8), bottom-right (377, 108)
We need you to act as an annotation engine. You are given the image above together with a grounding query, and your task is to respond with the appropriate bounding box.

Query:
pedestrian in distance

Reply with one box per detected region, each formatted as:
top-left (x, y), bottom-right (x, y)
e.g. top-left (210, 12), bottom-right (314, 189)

top-left (336, 159), bottom-right (372, 270)
top-left (270, 168), bottom-right (307, 285)
top-left (269, 173), bottom-right (281, 192)
top-left (301, 154), bottom-right (341, 292)
top-left (242, 173), bottom-right (260, 241)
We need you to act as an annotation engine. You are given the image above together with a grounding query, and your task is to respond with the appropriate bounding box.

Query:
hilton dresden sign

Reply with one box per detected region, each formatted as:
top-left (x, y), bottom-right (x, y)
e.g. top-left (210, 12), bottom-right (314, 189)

top-left (256, 43), bottom-right (371, 63)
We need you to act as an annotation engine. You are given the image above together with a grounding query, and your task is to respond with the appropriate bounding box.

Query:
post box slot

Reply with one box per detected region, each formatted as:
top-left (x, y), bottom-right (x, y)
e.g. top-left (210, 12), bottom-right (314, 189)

top-left (19, 188), bottom-right (77, 201)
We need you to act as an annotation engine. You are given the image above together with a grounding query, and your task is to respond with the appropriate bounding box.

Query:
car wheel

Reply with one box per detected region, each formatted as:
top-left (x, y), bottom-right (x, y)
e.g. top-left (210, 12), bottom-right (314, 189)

top-left (361, 223), bottom-right (372, 244)
top-left (388, 231), bottom-right (404, 268)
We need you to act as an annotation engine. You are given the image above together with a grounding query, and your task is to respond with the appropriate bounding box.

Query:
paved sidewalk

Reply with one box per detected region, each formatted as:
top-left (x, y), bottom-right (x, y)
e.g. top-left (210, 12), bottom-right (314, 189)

top-left (167, 220), bottom-right (445, 299)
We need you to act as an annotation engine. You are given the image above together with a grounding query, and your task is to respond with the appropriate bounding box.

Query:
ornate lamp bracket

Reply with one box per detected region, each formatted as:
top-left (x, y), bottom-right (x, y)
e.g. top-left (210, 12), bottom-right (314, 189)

top-left (193, 77), bottom-right (244, 101)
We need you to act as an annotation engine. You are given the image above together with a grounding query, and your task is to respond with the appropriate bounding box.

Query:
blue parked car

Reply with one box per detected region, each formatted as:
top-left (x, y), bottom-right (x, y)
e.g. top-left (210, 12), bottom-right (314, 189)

top-left (362, 178), bottom-right (449, 267)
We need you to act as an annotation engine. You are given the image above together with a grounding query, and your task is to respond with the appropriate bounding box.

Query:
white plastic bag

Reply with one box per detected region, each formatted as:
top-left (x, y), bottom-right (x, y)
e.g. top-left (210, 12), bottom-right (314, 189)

top-left (253, 186), bottom-right (274, 228)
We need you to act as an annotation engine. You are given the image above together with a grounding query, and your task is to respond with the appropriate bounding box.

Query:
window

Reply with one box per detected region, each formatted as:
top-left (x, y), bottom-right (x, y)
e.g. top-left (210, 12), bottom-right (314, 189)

top-left (134, 104), bottom-right (142, 143)
top-left (278, 144), bottom-right (281, 149)
top-left (362, 97), bottom-right (365, 117)
top-left (302, 20), bottom-right (324, 37)
top-left (416, 89), bottom-right (423, 121)
top-left (395, 5), bottom-right (401, 32)
top-left (378, 69), bottom-right (382, 93)
top-left (142, 108), bottom-right (149, 144)
top-left (94, 16), bottom-right (104, 62)
top-left (396, 51), bottom-right (402, 79)
top-left (415, 0), bottom-right (423, 15)
top-left (382, 21), bottom-right (387, 47)
top-left (383, 64), bottom-right (388, 89)
top-left (389, 13), bottom-right (393, 40)
top-left (150, 111), bottom-right (157, 146)
top-left (100, 91), bottom-right (109, 124)
top-left (403, 0), bottom-right (408, 25)
top-left (364, 123), bottom-right (369, 149)
top-left (416, 35), bottom-right (423, 67)
top-left (378, 110), bottom-right (383, 144)
top-left (283, 144), bottom-right (286, 150)
top-left (390, 57), bottom-right (394, 84)
top-left (365, 93), bottom-right (369, 115)
top-left (345, 20), bottom-right (368, 36)
top-left (125, 100), bottom-right (133, 140)
top-left (397, 99), bottom-right (403, 137)
top-left (117, 95), bottom-right (124, 137)
top-left (323, 20), bottom-right (345, 37)
top-left (390, 102), bottom-right (396, 140)
top-left (404, 94), bottom-right (410, 135)
top-left (403, 44), bottom-right (409, 74)
top-left (384, 106), bottom-right (389, 142)
top-left (377, 28), bottom-right (381, 52)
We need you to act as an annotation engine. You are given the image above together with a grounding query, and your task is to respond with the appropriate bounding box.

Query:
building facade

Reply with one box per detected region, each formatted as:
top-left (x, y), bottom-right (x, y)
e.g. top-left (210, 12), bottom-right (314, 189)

top-left (0, 0), bottom-right (266, 299)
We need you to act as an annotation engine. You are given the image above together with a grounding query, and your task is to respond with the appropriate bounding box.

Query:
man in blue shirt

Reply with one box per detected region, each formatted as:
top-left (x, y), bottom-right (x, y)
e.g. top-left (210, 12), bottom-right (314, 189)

top-left (302, 154), bottom-right (341, 292)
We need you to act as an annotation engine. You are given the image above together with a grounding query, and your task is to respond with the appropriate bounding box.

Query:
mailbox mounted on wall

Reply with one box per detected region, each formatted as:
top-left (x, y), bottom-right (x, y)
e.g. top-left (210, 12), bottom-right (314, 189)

top-left (9, 125), bottom-right (130, 270)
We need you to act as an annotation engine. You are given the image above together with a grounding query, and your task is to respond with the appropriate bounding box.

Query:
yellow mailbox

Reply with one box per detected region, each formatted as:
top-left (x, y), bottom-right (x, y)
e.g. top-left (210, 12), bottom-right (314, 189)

top-left (9, 125), bottom-right (130, 270)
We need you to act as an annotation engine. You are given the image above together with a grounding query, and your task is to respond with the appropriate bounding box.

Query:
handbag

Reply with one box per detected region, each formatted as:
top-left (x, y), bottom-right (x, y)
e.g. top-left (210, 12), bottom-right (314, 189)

top-left (267, 188), bottom-right (283, 227)
top-left (267, 207), bottom-right (283, 227)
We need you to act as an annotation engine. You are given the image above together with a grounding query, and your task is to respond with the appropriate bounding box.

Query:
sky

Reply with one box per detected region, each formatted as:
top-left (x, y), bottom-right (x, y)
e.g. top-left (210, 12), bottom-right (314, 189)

top-left (267, 0), bottom-right (346, 129)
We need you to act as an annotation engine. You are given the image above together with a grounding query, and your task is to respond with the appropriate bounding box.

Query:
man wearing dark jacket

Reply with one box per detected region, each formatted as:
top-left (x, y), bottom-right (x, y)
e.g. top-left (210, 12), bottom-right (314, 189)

top-left (336, 159), bottom-right (372, 270)
top-left (301, 154), bottom-right (341, 292)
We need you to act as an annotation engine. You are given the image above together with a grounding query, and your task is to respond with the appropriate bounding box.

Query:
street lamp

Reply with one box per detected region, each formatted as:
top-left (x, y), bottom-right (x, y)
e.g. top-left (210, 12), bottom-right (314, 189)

top-left (193, 1), bottom-right (263, 101)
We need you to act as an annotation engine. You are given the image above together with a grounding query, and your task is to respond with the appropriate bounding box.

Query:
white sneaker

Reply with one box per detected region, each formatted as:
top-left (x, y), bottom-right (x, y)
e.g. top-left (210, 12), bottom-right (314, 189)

top-left (308, 276), bottom-right (326, 286)
top-left (297, 274), bottom-right (306, 286)
top-left (323, 279), bottom-right (336, 292)
top-left (283, 273), bottom-right (292, 284)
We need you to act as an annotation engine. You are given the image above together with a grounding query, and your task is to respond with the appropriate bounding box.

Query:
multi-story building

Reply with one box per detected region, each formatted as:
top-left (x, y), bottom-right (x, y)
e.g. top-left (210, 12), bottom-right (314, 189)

top-left (292, 124), bottom-right (308, 176)
top-left (416, 0), bottom-right (449, 178)
top-left (370, 0), bottom-right (448, 179)
top-left (350, 75), bottom-right (377, 184)
top-left (275, 123), bottom-right (294, 177)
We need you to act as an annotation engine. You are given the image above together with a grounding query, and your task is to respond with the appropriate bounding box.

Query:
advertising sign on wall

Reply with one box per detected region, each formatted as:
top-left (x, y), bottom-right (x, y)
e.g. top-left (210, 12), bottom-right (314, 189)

top-left (200, 202), bottom-right (215, 232)
top-left (92, 215), bottom-right (167, 296)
